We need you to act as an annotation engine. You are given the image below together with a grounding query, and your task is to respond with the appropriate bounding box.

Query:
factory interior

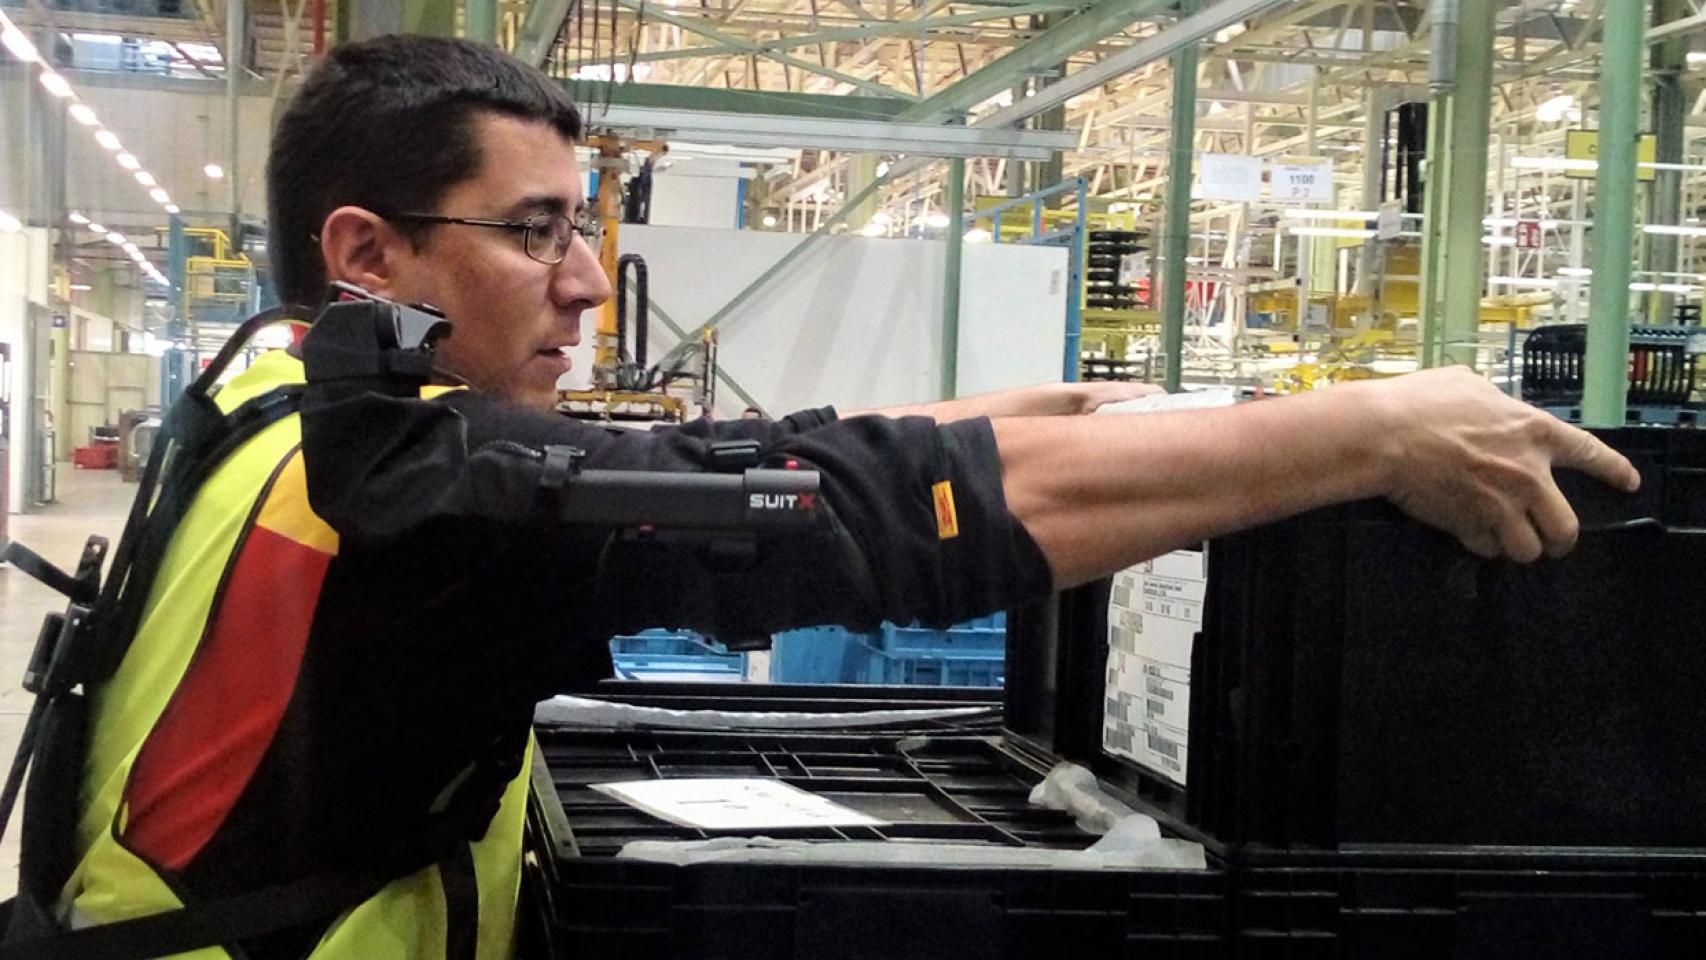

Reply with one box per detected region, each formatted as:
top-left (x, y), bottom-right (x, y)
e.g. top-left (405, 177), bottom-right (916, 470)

top-left (2, 1), bottom-right (1704, 957)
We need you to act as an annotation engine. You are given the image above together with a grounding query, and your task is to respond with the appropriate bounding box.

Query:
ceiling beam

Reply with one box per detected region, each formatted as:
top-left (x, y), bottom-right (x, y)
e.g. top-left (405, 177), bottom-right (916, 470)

top-left (610, 0), bottom-right (920, 98)
top-left (898, 0), bottom-right (1176, 121)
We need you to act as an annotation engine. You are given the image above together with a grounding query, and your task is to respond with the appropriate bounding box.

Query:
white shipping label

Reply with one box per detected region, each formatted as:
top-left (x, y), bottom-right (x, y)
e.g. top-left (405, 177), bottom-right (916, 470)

top-left (592, 778), bottom-right (886, 831)
top-left (1103, 548), bottom-right (1206, 787)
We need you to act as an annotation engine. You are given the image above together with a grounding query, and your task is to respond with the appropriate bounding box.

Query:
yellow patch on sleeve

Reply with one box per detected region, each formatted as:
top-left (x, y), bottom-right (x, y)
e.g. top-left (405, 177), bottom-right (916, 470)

top-left (931, 480), bottom-right (960, 540)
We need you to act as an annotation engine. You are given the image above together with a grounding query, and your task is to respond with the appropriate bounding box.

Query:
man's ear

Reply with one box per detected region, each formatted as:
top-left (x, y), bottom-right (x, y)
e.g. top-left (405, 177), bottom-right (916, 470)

top-left (319, 206), bottom-right (412, 299)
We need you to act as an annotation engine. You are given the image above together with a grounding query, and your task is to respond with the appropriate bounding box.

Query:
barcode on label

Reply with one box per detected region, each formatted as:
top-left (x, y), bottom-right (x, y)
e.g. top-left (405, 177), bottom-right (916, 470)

top-left (1146, 734), bottom-right (1181, 760)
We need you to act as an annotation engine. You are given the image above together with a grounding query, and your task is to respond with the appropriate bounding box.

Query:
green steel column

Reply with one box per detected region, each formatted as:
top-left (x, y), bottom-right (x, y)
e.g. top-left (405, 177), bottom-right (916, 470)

top-left (1584, 0), bottom-right (1646, 426)
top-left (942, 157), bottom-right (966, 399)
top-left (1158, 0), bottom-right (1197, 393)
top-left (466, 0), bottom-right (499, 43)
top-left (403, 0), bottom-right (457, 36)
top-left (1646, 0), bottom-right (1687, 324)
top-left (1437, 0), bottom-right (1495, 369)
top-left (1417, 95), bottom-right (1451, 368)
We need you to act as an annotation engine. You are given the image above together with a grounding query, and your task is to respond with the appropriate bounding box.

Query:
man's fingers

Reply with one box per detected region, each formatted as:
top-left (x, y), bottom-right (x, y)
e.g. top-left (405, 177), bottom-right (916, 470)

top-left (1547, 420), bottom-right (1642, 492)
top-left (1529, 480), bottom-right (1581, 558)
top-left (1459, 527), bottom-right (1502, 560)
top-left (1494, 516), bottom-right (1545, 564)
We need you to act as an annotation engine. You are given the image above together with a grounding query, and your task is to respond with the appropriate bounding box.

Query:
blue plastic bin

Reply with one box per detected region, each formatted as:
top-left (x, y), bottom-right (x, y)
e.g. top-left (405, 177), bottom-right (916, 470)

top-left (770, 617), bottom-right (1007, 687)
top-left (609, 630), bottom-right (744, 682)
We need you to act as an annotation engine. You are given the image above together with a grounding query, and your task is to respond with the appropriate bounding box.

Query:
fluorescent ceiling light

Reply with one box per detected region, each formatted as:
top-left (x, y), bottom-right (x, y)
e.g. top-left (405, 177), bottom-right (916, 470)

top-left (0, 210), bottom-right (20, 232)
top-left (203, 163), bottom-right (224, 179)
top-left (1644, 224), bottom-right (1706, 237)
top-left (1510, 156), bottom-right (1596, 172)
top-left (1534, 93), bottom-right (1579, 124)
top-left (1285, 208), bottom-right (1379, 221)
top-left (1487, 276), bottom-right (1558, 288)
top-left (1483, 236), bottom-right (1516, 246)
top-left (106, 232), bottom-right (127, 245)
top-left (95, 129), bottom-right (121, 151)
top-left (38, 71), bottom-right (72, 98)
top-left (150, 188), bottom-right (169, 204)
top-left (1289, 226), bottom-right (1376, 239)
top-left (1558, 266), bottom-right (1593, 277)
top-left (164, 204), bottom-right (180, 214)
top-left (964, 227), bottom-right (993, 243)
top-left (68, 211), bottom-right (89, 224)
top-left (870, 211), bottom-right (892, 226)
top-left (87, 222), bottom-right (106, 234)
top-left (122, 242), bottom-right (139, 254)
top-left (1690, 51), bottom-right (1706, 65)
top-left (69, 103), bottom-right (97, 126)
top-left (134, 171), bottom-right (156, 187)
top-left (68, 283), bottom-right (92, 291)
top-left (116, 152), bottom-right (140, 170)
top-left (761, 215), bottom-right (777, 227)
top-left (1, 21), bottom-right (40, 63)
top-left (858, 222), bottom-right (886, 237)
top-left (925, 212), bottom-right (950, 229)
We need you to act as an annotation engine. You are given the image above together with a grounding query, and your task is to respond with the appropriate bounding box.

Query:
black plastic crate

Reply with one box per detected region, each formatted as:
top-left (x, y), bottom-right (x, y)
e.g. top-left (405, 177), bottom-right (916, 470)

top-left (1231, 849), bottom-right (1706, 960)
top-left (1011, 426), bottom-right (1706, 854)
top-left (524, 687), bottom-right (1230, 959)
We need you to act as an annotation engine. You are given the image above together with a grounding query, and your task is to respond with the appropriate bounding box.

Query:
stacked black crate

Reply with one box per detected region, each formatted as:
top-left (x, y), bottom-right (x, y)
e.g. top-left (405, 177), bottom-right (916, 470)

top-left (1084, 229), bottom-right (1145, 312)
top-left (1014, 427), bottom-right (1706, 959)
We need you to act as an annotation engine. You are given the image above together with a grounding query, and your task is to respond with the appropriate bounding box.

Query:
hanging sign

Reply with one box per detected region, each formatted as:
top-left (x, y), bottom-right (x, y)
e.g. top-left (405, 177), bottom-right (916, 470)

top-left (1376, 203), bottom-right (1403, 241)
top-left (1563, 129), bottom-right (1657, 182)
top-left (1197, 153), bottom-right (1264, 202)
top-left (1269, 158), bottom-right (1334, 202)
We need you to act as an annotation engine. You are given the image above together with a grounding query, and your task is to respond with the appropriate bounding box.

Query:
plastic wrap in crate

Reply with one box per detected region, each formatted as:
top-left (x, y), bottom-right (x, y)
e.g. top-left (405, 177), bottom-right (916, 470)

top-left (523, 715), bottom-right (1230, 960)
top-left (608, 630), bottom-right (743, 681)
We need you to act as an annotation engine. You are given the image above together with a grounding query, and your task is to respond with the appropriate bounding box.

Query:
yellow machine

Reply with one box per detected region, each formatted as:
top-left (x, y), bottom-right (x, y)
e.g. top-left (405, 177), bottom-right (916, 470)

top-left (558, 134), bottom-right (717, 424)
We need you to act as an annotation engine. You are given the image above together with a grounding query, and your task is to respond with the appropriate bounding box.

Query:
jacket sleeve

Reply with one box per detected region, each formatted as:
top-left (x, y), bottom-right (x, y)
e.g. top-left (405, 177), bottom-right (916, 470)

top-left (299, 386), bottom-right (1052, 643)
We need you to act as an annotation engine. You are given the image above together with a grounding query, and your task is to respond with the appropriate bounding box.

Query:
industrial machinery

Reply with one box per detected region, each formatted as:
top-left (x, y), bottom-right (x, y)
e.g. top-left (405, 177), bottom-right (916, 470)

top-left (557, 134), bottom-right (718, 425)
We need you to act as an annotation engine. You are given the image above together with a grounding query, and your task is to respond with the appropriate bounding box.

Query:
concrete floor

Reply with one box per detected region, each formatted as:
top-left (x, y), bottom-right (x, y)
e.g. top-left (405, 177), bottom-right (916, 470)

top-left (0, 466), bottom-right (135, 900)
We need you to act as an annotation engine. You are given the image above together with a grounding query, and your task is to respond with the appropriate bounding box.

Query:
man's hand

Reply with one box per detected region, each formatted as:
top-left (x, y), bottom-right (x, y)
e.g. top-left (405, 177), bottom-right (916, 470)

top-left (1364, 367), bottom-right (1641, 563)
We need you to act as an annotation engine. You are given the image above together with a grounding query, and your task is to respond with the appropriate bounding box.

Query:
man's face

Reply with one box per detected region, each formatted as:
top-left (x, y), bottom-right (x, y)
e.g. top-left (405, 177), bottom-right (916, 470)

top-left (380, 113), bottom-right (611, 410)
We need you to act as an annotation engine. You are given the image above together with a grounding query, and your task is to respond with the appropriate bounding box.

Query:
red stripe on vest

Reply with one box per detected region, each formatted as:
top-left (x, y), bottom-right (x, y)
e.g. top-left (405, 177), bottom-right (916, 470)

top-left (123, 525), bottom-right (329, 871)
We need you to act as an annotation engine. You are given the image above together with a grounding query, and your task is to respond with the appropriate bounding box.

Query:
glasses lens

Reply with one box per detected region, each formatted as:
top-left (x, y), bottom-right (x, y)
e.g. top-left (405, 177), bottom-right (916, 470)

top-left (527, 215), bottom-right (574, 264)
top-left (576, 213), bottom-right (603, 249)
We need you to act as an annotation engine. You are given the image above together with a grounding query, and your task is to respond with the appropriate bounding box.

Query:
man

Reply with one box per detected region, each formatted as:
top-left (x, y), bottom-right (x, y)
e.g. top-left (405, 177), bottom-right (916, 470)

top-left (53, 34), bottom-right (1636, 960)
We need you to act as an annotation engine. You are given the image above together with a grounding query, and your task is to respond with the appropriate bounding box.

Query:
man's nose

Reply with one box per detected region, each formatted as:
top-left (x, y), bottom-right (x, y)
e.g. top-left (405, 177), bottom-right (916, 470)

top-left (553, 234), bottom-right (613, 308)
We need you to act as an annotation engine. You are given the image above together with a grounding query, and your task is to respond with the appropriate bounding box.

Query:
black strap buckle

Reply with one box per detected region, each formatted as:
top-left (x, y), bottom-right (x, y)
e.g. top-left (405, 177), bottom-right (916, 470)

top-left (1, 537), bottom-right (106, 606)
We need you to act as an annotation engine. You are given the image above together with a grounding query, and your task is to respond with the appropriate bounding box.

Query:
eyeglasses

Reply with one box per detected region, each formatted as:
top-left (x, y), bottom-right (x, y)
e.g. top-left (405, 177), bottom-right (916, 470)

top-left (379, 210), bottom-right (602, 265)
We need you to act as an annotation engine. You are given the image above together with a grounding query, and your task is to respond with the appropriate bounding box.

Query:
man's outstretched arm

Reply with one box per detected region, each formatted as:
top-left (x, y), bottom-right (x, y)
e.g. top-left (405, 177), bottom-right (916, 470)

top-left (846, 380), bottom-right (1162, 423)
top-left (993, 367), bottom-right (1641, 587)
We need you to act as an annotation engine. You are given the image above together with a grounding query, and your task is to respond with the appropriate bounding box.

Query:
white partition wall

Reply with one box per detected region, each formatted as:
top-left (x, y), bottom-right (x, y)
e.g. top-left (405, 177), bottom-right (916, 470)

top-left (567, 226), bottom-right (1068, 417)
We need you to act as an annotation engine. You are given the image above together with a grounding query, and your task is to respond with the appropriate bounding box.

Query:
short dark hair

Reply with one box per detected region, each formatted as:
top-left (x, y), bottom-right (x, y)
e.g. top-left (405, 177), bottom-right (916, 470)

top-left (266, 35), bottom-right (582, 306)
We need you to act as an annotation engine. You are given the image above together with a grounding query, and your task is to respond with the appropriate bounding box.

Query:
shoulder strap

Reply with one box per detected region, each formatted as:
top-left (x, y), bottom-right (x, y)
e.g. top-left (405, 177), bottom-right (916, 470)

top-left (0, 848), bottom-right (440, 960)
